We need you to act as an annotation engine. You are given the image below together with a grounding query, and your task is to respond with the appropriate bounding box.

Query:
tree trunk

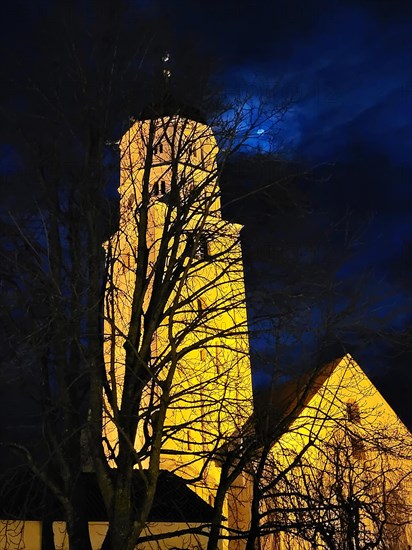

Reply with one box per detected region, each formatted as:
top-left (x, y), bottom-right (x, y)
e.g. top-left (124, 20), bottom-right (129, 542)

top-left (66, 517), bottom-right (93, 550)
top-left (41, 519), bottom-right (55, 550)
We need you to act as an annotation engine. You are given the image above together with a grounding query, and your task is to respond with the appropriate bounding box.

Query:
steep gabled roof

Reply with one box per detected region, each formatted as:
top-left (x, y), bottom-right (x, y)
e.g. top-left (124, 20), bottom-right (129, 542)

top-left (254, 353), bottom-right (412, 449)
top-left (215, 357), bottom-right (344, 461)
top-left (0, 469), bottom-right (214, 523)
top-left (253, 356), bottom-right (342, 444)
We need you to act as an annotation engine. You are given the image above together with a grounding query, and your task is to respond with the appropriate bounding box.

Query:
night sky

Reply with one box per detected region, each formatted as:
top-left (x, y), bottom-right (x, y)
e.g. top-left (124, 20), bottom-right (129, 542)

top-left (153, 0), bottom-right (412, 410)
top-left (166, 0), bottom-right (412, 264)
top-left (1, 1), bottom-right (411, 420)
top-left (169, 0), bottom-right (412, 388)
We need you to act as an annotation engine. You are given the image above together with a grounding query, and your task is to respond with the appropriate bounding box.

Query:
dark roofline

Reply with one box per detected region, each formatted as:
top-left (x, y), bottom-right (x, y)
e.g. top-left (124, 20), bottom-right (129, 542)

top-left (136, 92), bottom-right (207, 125)
top-left (214, 357), bottom-right (345, 461)
top-left (253, 356), bottom-right (343, 444)
top-left (0, 470), bottom-right (214, 524)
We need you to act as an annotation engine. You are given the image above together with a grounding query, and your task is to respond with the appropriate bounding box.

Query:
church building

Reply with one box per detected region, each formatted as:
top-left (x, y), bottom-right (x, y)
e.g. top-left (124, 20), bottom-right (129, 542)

top-left (103, 104), bottom-right (254, 502)
top-left (0, 105), bottom-right (411, 550)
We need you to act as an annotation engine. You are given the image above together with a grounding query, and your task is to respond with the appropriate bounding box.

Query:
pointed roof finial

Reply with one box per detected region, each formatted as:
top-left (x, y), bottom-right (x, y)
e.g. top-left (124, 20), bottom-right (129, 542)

top-left (162, 51), bottom-right (171, 81)
top-left (136, 50), bottom-right (206, 123)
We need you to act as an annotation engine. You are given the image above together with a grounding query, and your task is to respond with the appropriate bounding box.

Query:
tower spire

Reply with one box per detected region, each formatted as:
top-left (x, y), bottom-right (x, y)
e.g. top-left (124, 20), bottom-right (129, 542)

top-left (137, 50), bottom-right (206, 123)
top-left (162, 51), bottom-right (171, 85)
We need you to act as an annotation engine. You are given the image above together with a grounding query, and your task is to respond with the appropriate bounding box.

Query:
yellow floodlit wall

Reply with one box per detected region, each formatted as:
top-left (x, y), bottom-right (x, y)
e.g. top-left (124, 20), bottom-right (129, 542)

top-left (263, 354), bottom-right (412, 549)
top-left (103, 115), bottom-right (254, 499)
top-left (23, 521), bottom-right (212, 550)
top-left (0, 521), bottom-right (41, 550)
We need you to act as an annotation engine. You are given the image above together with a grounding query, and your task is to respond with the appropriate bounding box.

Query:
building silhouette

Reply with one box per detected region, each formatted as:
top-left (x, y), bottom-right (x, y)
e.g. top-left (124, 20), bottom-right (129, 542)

top-left (0, 108), bottom-right (411, 550)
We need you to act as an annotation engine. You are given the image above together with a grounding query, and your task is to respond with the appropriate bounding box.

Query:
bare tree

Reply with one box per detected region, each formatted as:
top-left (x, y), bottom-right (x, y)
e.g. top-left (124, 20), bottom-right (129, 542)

top-left (289, 431), bottom-right (412, 549)
top-left (3, 5), bottom-right (407, 550)
top-left (249, 356), bottom-right (412, 550)
top-left (0, 3), bottom-right (294, 542)
top-left (95, 107), bottom-right (259, 549)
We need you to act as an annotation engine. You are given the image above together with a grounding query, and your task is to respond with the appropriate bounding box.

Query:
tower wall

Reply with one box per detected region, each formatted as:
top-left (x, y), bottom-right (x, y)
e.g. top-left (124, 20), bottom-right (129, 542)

top-left (103, 115), bottom-right (253, 499)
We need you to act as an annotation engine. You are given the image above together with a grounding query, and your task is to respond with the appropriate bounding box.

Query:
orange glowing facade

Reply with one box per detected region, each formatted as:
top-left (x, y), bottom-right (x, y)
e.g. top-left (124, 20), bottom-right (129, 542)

top-left (1, 112), bottom-right (411, 550)
top-left (103, 112), bottom-right (254, 500)
top-left (260, 355), bottom-right (412, 549)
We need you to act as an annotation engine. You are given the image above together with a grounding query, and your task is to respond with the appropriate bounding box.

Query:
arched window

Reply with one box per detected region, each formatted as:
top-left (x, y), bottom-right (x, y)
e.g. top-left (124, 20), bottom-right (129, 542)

top-left (152, 141), bottom-right (163, 155)
top-left (195, 235), bottom-right (209, 260)
top-left (126, 193), bottom-right (134, 210)
top-left (346, 400), bottom-right (361, 423)
top-left (152, 180), bottom-right (169, 197)
top-left (350, 435), bottom-right (365, 459)
top-left (197, 298), bottom-right (206, 314)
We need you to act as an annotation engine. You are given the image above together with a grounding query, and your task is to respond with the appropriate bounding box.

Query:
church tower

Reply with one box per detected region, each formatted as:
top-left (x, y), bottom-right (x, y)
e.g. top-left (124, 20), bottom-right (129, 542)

top-left (103, 107), bottom-right (253, 501)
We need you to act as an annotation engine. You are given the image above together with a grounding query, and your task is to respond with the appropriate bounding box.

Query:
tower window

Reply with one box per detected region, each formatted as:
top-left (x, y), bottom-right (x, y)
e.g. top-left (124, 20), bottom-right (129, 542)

top-left (197, 298), bottom-right (206, 314)
top-left (126, 193), bottom-right (134, 211)
top-left (186, 231), bottom-right (211, 260)
top-left (346, 400), bottom-right (361, 423)
top-left (350, 435), bottom-right (365, 459)
top-left (153, 142), bottom-right (163, 155)
top-left (187, 144), bottom-right (197, 160)
top-left (195, 235), bottom-right (209, 260)
top-left (152, 181), bottom-right (169, 197)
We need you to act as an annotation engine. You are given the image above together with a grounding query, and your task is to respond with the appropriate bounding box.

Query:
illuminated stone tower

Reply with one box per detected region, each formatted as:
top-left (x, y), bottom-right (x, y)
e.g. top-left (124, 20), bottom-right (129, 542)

top-left (104, 107), bottom-right (253, 500)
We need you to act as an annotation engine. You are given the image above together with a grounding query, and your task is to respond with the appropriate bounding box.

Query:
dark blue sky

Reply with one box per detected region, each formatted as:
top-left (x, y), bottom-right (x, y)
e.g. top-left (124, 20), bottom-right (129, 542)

top-left (151, 0), bottom-right (412, 278)
top-left (2, 0), bottom-right (411, 233)
top-left (1, 0), bottom-right (411, 414)
top-left (234, 6), bottom-right (406, 246)
top-left (168, 0), bottom-right (411, 168)
top-left (157, 0), bottom-right (412, 404)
